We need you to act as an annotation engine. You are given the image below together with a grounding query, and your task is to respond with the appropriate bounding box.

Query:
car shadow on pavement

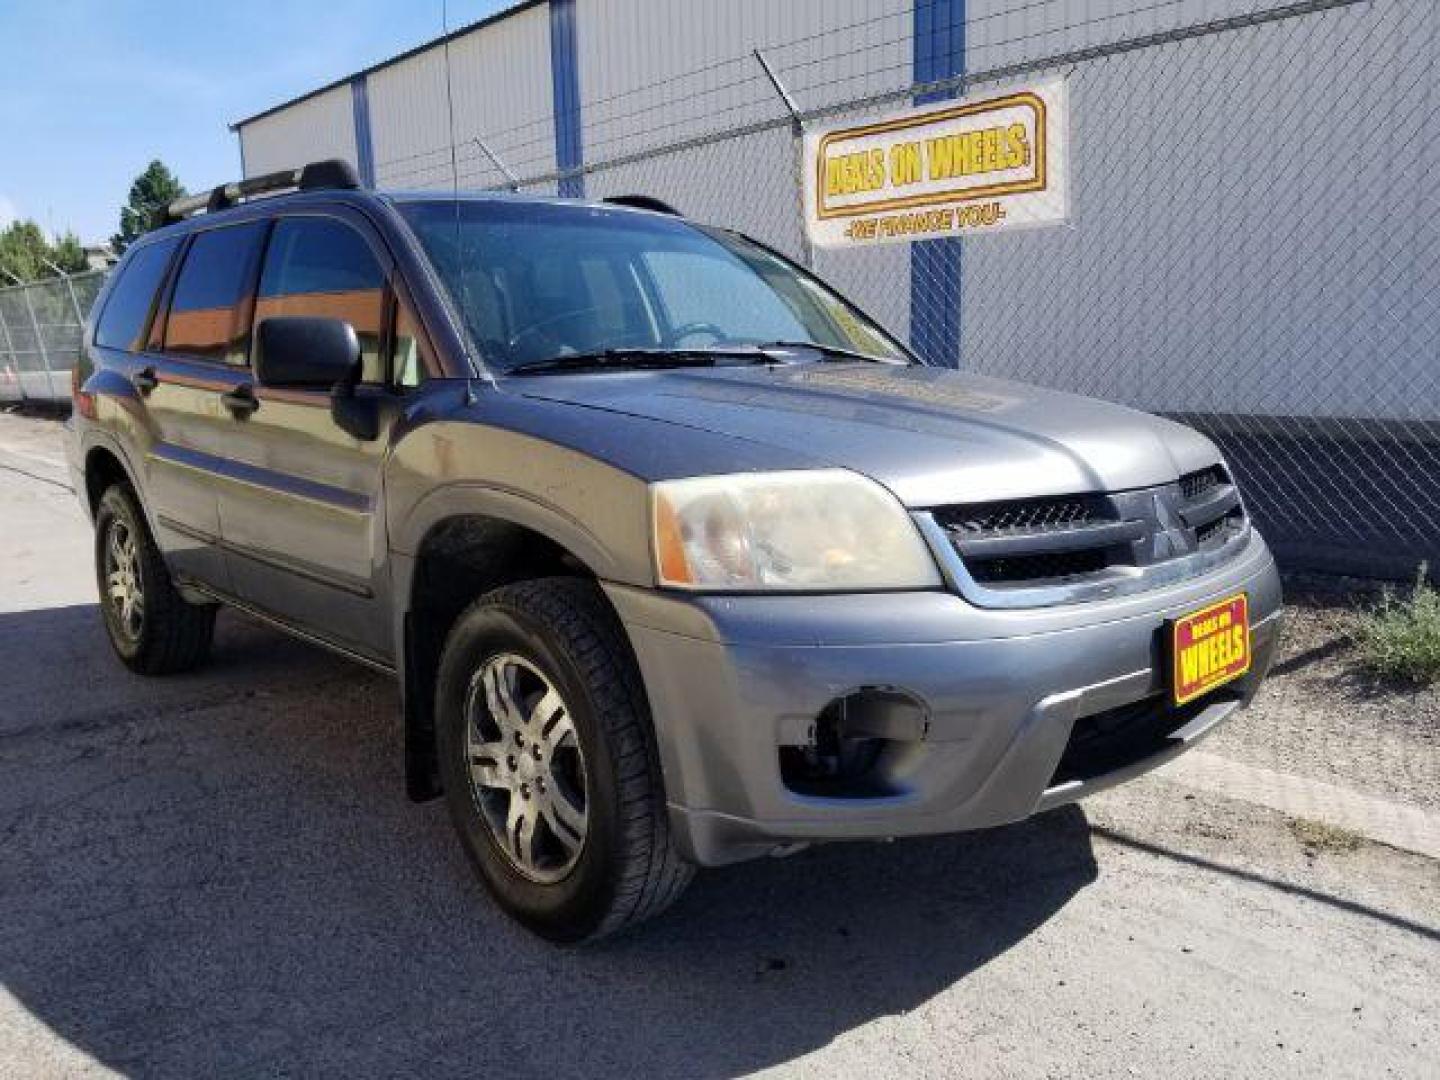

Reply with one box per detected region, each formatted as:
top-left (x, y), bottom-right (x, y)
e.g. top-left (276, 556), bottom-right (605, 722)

top-left (0, 603), bottom-right (1098, 1080)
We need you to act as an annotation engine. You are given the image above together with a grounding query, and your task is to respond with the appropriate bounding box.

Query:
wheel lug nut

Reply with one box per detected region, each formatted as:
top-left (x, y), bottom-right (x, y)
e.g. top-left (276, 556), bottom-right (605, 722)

top-left (507, 756), bottom-right (517, 771)
top-left (520, 784), bottom-right (531, 799)
top-left (532, 746), bottom-right (542, 760)
top-left (515, 733), bottom-right (525, 747)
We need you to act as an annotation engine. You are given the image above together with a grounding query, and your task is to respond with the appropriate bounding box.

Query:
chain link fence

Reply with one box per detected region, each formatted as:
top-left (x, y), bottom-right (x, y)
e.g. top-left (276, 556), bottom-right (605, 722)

top-left (0, 270), bottom-right (107, 406)
top-left (472, 0), bottom-right (1436, 580)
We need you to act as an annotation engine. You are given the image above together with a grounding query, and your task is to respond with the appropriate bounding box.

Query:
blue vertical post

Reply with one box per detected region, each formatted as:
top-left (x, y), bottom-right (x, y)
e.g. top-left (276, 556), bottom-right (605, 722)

top-left (911, 0), bottom-right (965, 367)
top-left (350, 75), bottom-right (376, 187)
top-left (550, 0), bottom-right (584, 197)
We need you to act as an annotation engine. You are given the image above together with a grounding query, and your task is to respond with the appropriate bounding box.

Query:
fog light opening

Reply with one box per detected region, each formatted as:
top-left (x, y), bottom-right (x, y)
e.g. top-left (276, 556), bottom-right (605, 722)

top-left (779, 687), bottom-right (927, 798)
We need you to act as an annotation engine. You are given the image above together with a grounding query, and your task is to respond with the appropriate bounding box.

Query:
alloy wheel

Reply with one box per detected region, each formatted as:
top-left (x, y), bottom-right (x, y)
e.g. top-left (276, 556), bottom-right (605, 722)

top-left (104, 518), bottom-right (145, 642)
top-left (464, 653), bottom-right (589, 883)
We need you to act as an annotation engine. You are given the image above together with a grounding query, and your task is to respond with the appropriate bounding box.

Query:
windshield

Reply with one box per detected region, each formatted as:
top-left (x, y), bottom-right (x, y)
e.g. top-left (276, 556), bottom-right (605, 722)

top-left (397, 198), bottom-right (911, 373)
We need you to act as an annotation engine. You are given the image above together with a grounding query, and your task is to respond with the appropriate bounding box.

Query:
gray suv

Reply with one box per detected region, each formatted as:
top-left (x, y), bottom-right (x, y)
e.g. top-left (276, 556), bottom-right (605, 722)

top-left (67, 160), bottom-right (1282, 941)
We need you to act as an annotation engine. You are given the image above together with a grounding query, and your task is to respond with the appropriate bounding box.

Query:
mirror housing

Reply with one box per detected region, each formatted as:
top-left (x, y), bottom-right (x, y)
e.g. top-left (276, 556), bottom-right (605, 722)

top-left (254, 316), bottom-right (360, 389)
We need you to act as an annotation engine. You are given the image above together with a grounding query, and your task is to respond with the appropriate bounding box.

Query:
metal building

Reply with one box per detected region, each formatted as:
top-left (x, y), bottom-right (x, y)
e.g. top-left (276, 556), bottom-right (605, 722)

top-left (230, 0), bottom-right (1440, 577)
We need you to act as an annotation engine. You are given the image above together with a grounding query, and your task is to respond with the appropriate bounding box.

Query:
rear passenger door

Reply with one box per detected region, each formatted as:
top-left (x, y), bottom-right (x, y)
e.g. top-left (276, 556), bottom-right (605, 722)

top-left (137, 221), bottom-right (269, 592)
top-left (214, 209), bottom-right (404, 662)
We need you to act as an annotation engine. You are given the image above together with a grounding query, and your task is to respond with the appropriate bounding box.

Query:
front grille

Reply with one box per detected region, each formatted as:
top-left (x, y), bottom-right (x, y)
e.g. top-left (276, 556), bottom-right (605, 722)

top-left (1196, 510), bottom-right (1243, 547)
top-left (941, 495), bottom-right (1108, 535)
top-left (1179, 465), bottom-right (1225, 501)
top-left (931, 465), bottom-right (1246, 598)
top-left (968, 548), bottom-right (1110, 584)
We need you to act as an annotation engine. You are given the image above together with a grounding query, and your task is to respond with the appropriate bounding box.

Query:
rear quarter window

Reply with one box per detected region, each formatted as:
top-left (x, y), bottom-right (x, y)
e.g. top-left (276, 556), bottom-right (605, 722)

top-left (94, 238), bottom-right (179, 352)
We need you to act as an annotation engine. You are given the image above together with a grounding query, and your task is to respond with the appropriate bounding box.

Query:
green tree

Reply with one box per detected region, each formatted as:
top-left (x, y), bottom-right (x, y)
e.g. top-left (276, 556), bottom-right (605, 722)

top-left (112, 160), bottom-right (186, 254)
top-left (0, 220), bottom-right (87, 282)
top-left (51, 231), bottom-right (87, 273)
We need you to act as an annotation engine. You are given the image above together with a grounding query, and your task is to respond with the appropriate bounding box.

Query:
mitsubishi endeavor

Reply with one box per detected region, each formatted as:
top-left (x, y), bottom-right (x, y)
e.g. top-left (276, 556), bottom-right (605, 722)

top-left (67, 160), bottom-right (1281, 941)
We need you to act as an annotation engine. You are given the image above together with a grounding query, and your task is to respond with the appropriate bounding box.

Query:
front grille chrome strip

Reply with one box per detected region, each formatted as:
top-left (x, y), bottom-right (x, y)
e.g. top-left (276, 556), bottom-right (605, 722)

top-left (916, 512), bottom-right (1253, 608)
top-left (950, 517), bottom-right (1149, 559)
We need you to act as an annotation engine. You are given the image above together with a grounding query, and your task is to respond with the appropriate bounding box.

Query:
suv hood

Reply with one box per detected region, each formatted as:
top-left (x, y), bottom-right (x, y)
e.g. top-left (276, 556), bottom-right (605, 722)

top-left (510, 363), bottom-right (1220, 507)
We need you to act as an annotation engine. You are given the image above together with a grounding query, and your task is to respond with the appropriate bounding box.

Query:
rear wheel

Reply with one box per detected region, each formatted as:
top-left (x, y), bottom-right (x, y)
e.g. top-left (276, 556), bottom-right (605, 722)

top-left (94, 484), bottom-right (216, 675)
top-left (435, 578), bottom-right (692, 942)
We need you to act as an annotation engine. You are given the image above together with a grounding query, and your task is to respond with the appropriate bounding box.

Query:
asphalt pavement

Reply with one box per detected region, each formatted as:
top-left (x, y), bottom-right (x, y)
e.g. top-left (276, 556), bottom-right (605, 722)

top-left (1, 410), bottom-right (1436, 1079)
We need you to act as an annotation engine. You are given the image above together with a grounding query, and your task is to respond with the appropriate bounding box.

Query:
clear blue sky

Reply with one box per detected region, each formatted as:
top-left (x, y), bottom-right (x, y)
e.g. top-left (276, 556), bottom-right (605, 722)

top-left (0, 0), bottom-right (510, 244)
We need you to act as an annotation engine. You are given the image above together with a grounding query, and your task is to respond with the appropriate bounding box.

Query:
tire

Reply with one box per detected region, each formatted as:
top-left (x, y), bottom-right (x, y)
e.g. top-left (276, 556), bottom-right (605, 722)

top-left (435, 577), bottom-right (693, 942)
top-left (94, 483), bottom-right (216, 676)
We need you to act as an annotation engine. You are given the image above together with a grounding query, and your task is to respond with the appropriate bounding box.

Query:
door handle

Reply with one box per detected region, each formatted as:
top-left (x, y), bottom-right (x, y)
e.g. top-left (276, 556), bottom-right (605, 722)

top-left (220, 384), bottom-right (260, 418)
top-left (132, 366), bottom-right (158, 394)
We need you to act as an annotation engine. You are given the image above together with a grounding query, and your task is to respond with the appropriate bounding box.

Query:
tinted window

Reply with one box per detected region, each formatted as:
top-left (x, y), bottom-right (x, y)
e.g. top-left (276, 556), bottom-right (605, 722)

top-left (256, 217), bottom-right (388, 383)
top-left (164, 222), bottom-right (268, 363)
top-left (95, 238), bottom-right (178, 351)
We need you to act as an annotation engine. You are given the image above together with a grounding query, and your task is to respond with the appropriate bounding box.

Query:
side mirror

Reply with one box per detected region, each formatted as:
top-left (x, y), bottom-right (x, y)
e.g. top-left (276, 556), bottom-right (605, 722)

top-left (254, 316), bottom-right (360, 389)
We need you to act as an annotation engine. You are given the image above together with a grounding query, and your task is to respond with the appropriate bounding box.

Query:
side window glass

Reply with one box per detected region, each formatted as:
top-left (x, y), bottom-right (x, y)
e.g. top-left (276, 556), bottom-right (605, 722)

top-left (392, 303), bottom-right (430, 388)
top-left (256, 217), bottom-right (388, 383)
top-left (164, 222), bottom-right (268, 364)
top-left (94, 237), bottom-right (178, 352)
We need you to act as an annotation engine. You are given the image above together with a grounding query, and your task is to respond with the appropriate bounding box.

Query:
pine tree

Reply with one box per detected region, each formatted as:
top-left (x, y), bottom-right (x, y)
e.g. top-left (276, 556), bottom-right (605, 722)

top-left (112, 161), bottom-right (186, 254)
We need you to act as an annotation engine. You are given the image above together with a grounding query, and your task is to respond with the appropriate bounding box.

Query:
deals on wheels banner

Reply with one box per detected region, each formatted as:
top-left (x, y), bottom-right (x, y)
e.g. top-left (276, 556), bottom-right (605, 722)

top-left (804, 77), bottom-right (1070, 249)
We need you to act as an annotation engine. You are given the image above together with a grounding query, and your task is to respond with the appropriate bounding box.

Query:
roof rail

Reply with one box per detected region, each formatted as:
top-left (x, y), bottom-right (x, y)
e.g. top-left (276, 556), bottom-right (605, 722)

top-left (156, 159), bottom-right (361, 227)
top-left (602, 195), bottom-right (682, 216)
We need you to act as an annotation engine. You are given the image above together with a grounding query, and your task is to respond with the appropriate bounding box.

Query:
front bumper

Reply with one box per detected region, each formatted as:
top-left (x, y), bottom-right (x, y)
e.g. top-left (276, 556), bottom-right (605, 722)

top-left (606, 530), bottom-right (1282, 867)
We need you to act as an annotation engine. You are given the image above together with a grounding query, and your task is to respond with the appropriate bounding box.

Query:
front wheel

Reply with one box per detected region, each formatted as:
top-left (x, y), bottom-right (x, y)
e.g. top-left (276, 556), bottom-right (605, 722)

top-left (94, 484), bottom-right (216, 675)
top-left (435, 578), bottom-right (692, 941)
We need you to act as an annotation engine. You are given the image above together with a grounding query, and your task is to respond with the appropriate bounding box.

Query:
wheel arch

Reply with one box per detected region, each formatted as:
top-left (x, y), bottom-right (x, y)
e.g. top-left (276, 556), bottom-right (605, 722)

top-left (82, 439), bottom-right (143, 517)
top-left (395, 493), bottom-right (639, 802)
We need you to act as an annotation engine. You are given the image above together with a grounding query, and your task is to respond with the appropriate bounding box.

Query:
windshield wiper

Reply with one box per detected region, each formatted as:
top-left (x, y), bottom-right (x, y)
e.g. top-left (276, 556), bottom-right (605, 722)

top-left (748, 340), bottom-right (906, 364)
top-left (508, 346), bottom-right (776, 376)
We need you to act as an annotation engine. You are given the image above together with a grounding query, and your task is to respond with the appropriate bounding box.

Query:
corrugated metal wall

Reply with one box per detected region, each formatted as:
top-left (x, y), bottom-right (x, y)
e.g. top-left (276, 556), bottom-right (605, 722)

top-left (239, 84), bottom-right (358, 178)
top-left (368, 4), bottom-right (557, 191)
top-left (575, 0), bottom-right (911, 160)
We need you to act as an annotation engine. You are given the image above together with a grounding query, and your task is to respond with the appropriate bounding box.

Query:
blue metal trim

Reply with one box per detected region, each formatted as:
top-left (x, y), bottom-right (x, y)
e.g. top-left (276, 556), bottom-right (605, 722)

top-left (910, 0), bottom-right (965, 367)
top-left (350, 76), bottom-right (376, 188)
top-left (549, 0), bottom-right (584, 198)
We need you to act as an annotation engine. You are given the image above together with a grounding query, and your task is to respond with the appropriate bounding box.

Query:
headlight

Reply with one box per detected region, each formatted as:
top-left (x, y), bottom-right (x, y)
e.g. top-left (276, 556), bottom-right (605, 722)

top-left (651, 469), bottom-right (941, 591)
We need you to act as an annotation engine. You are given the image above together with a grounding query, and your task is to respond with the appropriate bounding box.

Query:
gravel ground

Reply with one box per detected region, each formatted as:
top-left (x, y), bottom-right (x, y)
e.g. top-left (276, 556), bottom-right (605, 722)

top-left (1209, 587), bottom-right (1440, 813)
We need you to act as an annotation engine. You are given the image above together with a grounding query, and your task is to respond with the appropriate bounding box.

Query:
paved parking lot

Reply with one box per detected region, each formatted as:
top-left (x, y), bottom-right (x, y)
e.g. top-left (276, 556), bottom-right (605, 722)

top-left (1, 411), bottom-right (1436, 1079)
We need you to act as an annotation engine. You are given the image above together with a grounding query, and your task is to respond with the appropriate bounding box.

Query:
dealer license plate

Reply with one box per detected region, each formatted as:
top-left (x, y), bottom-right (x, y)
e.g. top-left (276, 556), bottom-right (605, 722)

top-left (1170, 593), bottom-right (1251, 705)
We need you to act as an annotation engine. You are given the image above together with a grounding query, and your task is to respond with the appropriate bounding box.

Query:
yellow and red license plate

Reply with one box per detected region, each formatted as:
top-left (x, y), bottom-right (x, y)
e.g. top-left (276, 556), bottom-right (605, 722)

top-left (1170, 593), bottom-right (1251, 705)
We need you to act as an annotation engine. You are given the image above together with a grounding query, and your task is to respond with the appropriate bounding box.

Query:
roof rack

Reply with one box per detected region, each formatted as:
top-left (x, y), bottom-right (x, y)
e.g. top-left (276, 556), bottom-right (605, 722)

top-left (602, 195), bottom-right (682, 216)
top-left (156, 159), bottom-right (360, 227)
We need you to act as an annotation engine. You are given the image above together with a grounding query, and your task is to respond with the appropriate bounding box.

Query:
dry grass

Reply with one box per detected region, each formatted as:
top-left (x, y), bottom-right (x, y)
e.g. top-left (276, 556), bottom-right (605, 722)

top-left (1287, 817), bottom-right (1364, 854)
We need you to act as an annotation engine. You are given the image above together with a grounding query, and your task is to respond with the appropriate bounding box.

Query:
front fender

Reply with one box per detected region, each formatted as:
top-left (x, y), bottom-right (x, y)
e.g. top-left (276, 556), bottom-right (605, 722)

top-left (384, 414), bottom-right (658, 586)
